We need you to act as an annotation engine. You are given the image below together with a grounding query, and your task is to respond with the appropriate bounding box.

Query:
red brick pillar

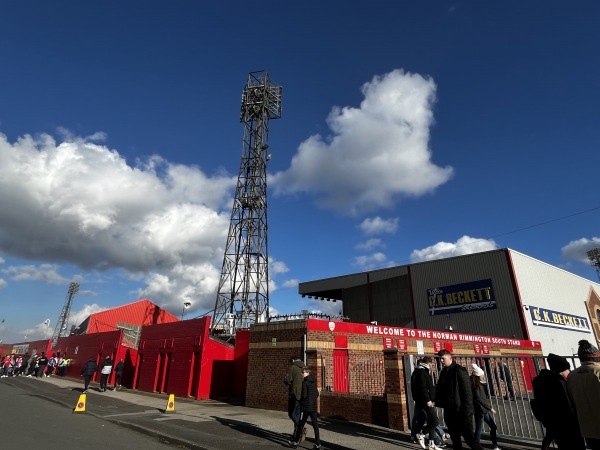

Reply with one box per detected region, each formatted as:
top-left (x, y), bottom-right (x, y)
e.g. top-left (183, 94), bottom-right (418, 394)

top-left (383, 348), bottom-right (409, 431)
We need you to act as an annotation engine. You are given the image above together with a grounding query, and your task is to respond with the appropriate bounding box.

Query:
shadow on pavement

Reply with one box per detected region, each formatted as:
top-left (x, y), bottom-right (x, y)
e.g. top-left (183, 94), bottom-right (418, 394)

top-left (214, 416), bottom-right (412, 449)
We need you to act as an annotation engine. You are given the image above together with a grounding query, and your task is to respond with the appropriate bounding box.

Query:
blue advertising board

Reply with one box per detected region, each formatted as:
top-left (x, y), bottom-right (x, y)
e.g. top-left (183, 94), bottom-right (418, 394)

top-left (529, 306), bottom-right (591, 333)
top-left (427, 279), bottom-right (496, 316)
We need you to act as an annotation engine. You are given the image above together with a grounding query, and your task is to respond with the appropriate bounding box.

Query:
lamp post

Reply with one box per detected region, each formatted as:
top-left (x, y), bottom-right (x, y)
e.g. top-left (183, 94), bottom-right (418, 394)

top-left (44, 319), bottom-right (51, 339)
top-left (182, 301), bottom-right (192, 320)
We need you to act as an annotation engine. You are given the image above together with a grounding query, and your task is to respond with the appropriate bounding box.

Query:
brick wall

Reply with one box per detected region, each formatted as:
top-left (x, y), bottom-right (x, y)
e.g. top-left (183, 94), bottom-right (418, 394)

top-left (246, 320), bottom-right (308, 409)
top-left (319, 392), bottom-right (388, 427)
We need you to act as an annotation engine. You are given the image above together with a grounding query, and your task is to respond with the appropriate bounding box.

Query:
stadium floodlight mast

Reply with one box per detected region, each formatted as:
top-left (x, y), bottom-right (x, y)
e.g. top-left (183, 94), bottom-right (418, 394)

top-left (51, 282), bottom-right (79, 349)
top-left (587, 248), bottom-right (600, 282)
top-left (211, 71), bottom-right (282, 337)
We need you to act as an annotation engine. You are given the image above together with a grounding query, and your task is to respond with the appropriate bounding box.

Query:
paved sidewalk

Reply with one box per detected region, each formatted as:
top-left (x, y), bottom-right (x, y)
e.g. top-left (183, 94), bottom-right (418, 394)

top-left (2, 375), bottom-right (538, 450)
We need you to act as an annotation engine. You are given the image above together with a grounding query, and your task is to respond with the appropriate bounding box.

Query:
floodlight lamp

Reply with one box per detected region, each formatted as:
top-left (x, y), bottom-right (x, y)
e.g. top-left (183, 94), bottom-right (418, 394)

top-left (183, 301), bottom-right (192, 308)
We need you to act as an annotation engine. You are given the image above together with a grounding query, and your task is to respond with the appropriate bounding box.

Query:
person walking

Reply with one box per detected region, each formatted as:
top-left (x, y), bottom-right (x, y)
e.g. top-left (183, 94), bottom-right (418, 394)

top-left (288, 368), bottom-right (321, 450)
top-left (435, 349), bottom-right (483, 450)
top-left (470, 364), bottom-right (500, 450)
top-left (531, 353), bottom-right (584, 450)
top-left (114, 358), bottom-right (124, 390)
top-left (567, 340), bottom-right (600, 450)
top-left (497, 360), bottom-right (515, 400)
top-left (411, 356), bottom-right (444, 450)
top-left (284, 356), bottom-right (306, 440)
top-left (99, 355), bottom-right (114, 392)
top-left (80, 356), bottom-right (98, 393)
top-left (35, 352), bottom-right (48, 378)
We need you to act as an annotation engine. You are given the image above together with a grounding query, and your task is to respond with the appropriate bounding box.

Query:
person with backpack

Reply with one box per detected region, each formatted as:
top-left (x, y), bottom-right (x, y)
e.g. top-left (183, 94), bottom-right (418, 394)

top-left (99, 355), bottom-right (114, 392)
top-left (532, 353), bottom-right (584, 450)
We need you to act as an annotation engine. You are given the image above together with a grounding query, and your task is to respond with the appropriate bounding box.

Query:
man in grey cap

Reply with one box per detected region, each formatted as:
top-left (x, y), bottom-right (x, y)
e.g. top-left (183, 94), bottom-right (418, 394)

top-left (567, 340), bottom-right (600, 450)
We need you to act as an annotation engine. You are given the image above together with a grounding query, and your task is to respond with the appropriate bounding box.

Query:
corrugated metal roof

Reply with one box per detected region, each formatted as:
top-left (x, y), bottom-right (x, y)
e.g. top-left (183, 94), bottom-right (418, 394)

top-left (85, 299), bottom-right (179, 334)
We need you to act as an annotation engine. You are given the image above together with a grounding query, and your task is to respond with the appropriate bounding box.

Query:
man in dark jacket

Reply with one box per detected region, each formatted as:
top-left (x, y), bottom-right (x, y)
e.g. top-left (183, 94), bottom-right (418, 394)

top-left (532, 353), bottom-right (585, 450)
top-left (284, 356), bottom-right (306, 439)
top-left (289, 368), bottom-right (320, 450)
top-left (114, 358), bottom-right (124, 390)
top-left (435, 349), bottom-right (483, 450)
top-left (411, 356), bottom-right (443, 449)
top-left (80, 356), bottom-right (98, 393)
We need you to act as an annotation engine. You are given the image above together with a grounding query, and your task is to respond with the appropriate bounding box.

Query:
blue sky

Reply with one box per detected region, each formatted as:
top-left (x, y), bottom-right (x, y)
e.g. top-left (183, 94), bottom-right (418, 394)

top-left (1, 1), bottom-right (600, 342)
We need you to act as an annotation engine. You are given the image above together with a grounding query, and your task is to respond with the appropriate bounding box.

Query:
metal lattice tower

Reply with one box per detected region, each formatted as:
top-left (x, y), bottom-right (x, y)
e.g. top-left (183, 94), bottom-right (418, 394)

top-left (587, 248), bottom-right (600, 281)
top-left (51, 282), bottom-right (79, 348)
top-left (211, 71), bottom-right (282, 335)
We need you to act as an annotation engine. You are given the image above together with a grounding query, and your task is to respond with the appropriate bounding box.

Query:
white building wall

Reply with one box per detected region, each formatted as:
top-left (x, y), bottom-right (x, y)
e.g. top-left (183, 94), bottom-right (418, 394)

top-left (509, 249), bottom-right (599, 356)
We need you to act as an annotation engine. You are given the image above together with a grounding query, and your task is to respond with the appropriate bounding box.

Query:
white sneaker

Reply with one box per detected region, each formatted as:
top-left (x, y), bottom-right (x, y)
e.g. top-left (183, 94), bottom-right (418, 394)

top-left (428, 442), bottom-right (443, 450)
top-left (492, 447), bottom-right (501, 450)
top-left (415, 433), bottom-right (426, 449)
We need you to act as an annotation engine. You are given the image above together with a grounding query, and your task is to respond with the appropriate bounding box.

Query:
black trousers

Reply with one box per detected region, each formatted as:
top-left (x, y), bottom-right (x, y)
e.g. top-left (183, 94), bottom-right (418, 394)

top-left (100, 374), bottom-right (110, 390)
top-left (83, 375), bottom-right (92, 390)
top-left (293, 411), bottom-right (320, 446)
top-left (444, 411), bottom-right (484, 450)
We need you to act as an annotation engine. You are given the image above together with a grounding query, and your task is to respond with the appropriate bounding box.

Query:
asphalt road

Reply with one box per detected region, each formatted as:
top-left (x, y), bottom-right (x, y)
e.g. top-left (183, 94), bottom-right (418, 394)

top-left (1, 381), bottom-right (180, 448)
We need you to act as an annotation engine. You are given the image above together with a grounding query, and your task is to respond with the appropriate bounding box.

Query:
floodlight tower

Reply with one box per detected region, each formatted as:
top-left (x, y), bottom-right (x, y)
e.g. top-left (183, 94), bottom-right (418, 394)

top-left (211, 71), bottom-right (282, 336)
top-left (51, 282), bottom-right (79, 348)
top-left (587, 248), bottom-right (600, 281)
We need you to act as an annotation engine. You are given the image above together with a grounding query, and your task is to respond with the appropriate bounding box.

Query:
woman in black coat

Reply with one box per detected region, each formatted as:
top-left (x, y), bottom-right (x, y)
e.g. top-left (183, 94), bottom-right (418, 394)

top-left (289, 368), bottom-right (320, 450)
top-left (471, 365), bottom-right (500, 450)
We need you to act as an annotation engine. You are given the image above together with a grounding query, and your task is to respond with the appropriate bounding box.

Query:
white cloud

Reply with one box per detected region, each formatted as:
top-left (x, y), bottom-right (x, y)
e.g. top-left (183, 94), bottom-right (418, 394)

top-left (355, 239), bottom-right (384, 251)
top-left (354, 252), bottom-right (390, 270)
top-left (5, 264), bottom-right (70, 284)
top-left (0, 131), bottom-right (243, 315)
top-left (282, 279), bottom-right (299, 289)
top-left (270, 69), bottom-right (453, 215)
top-left (410, 236), bottom-right (497, 262)
top-left (359, 217), bottom-right (399, 235)
top-left (306, 300), bottom-right (343, 317)
top-left (0, 278), bottom-right (6, 289)
top-left (270, 257), bottom-right (290, 275)
top-left (69, 304), bottom-right (107, 328)
top-left (561, 237), bottom-right (600, 263)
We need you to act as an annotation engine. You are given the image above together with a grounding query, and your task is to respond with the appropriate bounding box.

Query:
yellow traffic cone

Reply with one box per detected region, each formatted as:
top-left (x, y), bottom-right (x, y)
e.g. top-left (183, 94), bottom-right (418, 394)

top-left (73, 393), bottom-right (87, 414)
top-left (164, 393), bottom-right (175, 413)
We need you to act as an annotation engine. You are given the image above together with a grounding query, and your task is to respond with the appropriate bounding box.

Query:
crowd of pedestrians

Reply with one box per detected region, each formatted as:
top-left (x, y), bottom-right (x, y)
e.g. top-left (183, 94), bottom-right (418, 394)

top-left (0, 352), bottom-right (71, 377)
top-left (409, 340), bottom-right (600, 450)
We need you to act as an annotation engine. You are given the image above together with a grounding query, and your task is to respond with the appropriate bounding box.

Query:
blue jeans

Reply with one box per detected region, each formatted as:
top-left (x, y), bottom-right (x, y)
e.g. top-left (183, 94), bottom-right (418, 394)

top-left (287, 395), bottom-right (301, 430)
top-left (475, 412), bottom-right (497, 446)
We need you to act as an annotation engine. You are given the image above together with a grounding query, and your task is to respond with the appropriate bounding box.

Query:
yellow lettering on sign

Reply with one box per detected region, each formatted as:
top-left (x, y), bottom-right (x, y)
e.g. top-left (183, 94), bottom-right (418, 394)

top-left (533, 308), bottom-right (541, 320)
top-left (543, 311), bottom-right (550, 321)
